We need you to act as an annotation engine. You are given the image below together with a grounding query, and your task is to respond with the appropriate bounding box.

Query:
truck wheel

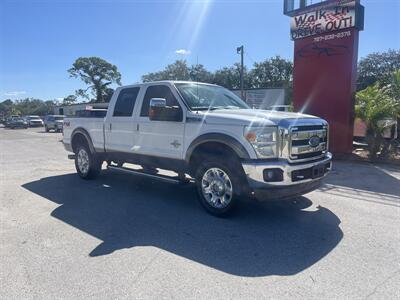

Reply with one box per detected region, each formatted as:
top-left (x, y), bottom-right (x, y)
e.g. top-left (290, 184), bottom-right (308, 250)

top-left (195, 158), bottom-right (247, 217)
top-left (74, 144), bottom-right (102, 179)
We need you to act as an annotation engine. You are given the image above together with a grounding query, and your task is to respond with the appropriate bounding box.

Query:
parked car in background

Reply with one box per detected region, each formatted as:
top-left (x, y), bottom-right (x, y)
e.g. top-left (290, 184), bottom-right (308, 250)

top-left (26, 115), bottom-right (44, 127)
top-left (8, 117), bottom-right (28, 129)
top-left (4, 115), bottom-right (21, 128)
top-left (44, 115), bottom-right (64, 132)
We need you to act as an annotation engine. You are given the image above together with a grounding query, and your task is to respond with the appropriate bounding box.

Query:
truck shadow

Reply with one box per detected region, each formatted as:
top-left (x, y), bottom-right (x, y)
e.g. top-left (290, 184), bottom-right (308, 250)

top-left (22, 171), bottom-right (342, 277)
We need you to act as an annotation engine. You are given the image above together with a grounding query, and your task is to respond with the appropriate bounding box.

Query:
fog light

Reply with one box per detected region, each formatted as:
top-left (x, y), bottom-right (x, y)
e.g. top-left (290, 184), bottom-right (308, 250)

top-left (263, 168), bottom-right (284, 182)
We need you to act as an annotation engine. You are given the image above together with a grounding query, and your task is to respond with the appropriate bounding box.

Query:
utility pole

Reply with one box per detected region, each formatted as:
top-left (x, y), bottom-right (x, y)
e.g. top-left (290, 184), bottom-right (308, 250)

top-left (236, 45), bottom-right (244, 100)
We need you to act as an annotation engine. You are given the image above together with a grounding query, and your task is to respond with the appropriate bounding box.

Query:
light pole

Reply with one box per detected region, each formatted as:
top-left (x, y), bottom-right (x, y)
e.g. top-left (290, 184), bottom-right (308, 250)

top-left (236, 45), bottom-right (244, 100)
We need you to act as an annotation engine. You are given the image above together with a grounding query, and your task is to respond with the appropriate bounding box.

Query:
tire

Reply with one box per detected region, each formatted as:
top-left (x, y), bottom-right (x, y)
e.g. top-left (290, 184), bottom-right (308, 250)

top-left (74, 144), bottom-right (102, 179)
top-left (195, 156), bottom-right (248, 217)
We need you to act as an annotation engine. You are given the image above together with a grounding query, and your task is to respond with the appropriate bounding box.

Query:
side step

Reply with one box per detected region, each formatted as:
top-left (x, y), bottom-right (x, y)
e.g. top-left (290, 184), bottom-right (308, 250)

top-left (107, 165), bottom-right (182, 184)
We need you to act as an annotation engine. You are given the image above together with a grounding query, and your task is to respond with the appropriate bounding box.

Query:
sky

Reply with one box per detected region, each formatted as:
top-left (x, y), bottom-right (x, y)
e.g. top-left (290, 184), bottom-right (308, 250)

top-left (0, 0), bottom-right (399, 101)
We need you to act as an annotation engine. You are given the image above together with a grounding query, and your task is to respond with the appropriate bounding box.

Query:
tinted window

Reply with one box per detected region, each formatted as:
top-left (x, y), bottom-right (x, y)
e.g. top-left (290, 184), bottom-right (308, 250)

top-left (113, 87), bottom-right (140, 117)
top-left (140, 85), bottom-right (181, 117)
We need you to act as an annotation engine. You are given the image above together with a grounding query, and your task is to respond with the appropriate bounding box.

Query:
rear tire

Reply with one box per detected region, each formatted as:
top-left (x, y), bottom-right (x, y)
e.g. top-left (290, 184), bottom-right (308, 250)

top-left (195, 156), bottom-right (248, 217)
top-left (74, 144), bottom-right (102, 179)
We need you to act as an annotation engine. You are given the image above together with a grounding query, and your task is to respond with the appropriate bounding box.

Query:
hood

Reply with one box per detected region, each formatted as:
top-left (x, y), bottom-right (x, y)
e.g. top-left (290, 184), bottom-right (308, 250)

top-left (192, 109), bottom-right (318, 127)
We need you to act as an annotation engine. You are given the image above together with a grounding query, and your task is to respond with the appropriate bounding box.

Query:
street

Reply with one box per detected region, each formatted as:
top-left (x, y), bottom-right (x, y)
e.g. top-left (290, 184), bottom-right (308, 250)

top-left (1, 127), bottom-right (399, 299)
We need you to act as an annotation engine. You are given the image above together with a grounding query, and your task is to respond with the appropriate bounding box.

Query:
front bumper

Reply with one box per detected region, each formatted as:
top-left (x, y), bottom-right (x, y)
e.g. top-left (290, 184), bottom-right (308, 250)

top-left (242, 153), bottom-right (332, 201)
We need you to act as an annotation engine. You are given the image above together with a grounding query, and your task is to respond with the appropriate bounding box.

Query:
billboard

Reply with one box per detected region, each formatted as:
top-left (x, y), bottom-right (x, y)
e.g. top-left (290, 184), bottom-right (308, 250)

top-left (290, 0), bottom-right (363, 40)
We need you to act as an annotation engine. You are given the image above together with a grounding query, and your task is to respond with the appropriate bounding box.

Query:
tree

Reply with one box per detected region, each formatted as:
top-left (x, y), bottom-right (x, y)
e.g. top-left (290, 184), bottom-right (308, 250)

top-left (0, 99), bottom-right (13, 118)
top-left (357, 49), bottom-right (400, 91)
top-left (212, 63), bottom-right (251, 90)
top-left (189, 63), bottom-right (213, 83)
top-left (68, 57), bottom-right (122, 103)
top-left (63, 95), bottom-right (77, 105)
top-left (142, 60), bottom-right (190, 82)
top-left (355, 83), bottom-right (399, 158)
top-left (250, 56), bottom-right (293, 88)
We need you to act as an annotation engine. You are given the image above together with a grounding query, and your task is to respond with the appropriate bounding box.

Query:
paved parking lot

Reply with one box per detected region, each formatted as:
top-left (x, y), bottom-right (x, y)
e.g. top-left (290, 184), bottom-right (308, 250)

top-left (1, 127), bottom-right (399, 299)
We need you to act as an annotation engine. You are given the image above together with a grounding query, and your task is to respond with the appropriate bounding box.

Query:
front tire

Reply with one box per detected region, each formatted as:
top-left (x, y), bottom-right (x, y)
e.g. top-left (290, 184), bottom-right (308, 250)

top-left (74, 144), bottom-right (102, 179)
top-left (195, 157), bottom-right (247, 217)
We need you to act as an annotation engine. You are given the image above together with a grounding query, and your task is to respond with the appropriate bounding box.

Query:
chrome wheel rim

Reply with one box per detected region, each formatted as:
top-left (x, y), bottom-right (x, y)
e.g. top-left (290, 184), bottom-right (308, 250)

top-left (201, 168), bottom-right (233, 209)
top-left (77, 148), bottom-right (90, 175)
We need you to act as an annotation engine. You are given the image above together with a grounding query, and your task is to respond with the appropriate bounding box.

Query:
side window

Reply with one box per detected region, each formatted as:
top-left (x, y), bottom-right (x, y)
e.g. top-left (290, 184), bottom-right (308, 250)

top-left (140, 85), bottom-right (181, 117)
top-left (113, 87), bottom-right (140, 117)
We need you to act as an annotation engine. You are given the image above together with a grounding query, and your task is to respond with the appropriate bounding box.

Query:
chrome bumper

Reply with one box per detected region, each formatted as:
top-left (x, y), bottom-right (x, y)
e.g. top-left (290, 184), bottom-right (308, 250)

top-left (242, 152), bottom-right (332, 188)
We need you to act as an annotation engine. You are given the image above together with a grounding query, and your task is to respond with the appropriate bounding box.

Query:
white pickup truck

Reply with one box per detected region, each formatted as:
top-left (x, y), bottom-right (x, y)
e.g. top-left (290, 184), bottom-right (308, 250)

top-left (63, 81), bottom-right (332, 216)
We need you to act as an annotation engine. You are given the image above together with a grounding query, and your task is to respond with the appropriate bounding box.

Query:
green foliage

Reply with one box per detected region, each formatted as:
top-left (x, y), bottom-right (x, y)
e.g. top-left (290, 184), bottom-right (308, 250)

top-left (63, 95), bottom-right (77, 105)
top-left (0, 99), bottom-right (13, 117)
top-left (141, 57), bottom-right (293, 91)
top-left (213, 63), bottom-right (252, 89)
top-left (189, 64), bottom-right (213, 83)
top-left (387, 70), bottom-right (400, 111)
top-left (250, 56), bottom-right (293, 88)
top-left (142, 60), bottom-right (190, 82)
top-left (355, 81), bottom-right (399, 158)
top-left (0, 98), bottom-right (57, 118)
top-left (68, 57), bottom-right (122, 103)
top-left (357, 49), bottom-right (400, 91)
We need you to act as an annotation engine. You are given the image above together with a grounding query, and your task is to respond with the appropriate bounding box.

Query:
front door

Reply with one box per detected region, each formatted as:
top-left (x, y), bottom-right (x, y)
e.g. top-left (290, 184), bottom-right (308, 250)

top-left (135, 84), bottom-right (185, 159)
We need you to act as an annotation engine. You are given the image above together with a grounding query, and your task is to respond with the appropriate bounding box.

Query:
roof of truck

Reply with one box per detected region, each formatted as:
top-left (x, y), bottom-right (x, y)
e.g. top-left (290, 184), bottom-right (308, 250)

top-left (122, 81), bottom-right (219, 88)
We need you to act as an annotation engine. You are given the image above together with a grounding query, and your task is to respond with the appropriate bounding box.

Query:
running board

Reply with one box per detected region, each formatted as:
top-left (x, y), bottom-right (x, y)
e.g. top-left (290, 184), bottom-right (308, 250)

top-left (107, 165), bottom-right (181, 184)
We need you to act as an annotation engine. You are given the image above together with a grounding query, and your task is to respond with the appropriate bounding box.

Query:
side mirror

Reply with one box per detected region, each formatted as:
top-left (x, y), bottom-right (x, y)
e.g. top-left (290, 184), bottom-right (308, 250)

top-left (149, 98), bottom-right (183, 122)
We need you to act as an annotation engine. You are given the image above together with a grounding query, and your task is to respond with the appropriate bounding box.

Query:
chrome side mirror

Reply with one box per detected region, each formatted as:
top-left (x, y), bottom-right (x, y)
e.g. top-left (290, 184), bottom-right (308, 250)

top-left (150, 98), bottom-right (166, 108)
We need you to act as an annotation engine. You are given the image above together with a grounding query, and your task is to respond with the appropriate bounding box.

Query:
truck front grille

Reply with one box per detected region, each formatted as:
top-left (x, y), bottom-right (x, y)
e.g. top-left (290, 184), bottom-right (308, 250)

top-left (289, 124), bottom-right (328, 162)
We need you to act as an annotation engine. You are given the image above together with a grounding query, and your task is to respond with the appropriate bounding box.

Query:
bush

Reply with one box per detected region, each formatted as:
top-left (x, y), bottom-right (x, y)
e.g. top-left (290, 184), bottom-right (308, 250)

top-left (355, 71), bottom-right (400, 159)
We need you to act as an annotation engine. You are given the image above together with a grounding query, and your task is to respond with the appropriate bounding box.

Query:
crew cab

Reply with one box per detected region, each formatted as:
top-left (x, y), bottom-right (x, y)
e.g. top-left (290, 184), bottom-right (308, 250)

top-left (63, 81), bottom-right (332, 216)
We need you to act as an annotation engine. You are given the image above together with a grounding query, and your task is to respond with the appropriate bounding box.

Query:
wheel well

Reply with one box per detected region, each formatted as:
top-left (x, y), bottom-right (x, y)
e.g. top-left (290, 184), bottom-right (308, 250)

top-left (71, 133), bottom-right (89, 153)
top-left (188, 142), bottom-right (240, 175)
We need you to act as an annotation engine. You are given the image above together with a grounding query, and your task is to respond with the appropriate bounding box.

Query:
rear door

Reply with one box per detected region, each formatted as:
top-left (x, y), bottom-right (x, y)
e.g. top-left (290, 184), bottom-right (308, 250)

top-left (135, 84), bottom-right (186, 159)
top-left (104, 87), bottom-right (141, 152)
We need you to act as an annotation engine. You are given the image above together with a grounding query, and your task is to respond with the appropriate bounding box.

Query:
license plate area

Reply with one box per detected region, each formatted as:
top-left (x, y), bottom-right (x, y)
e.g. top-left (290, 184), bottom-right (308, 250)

top-left (291, 162), bottom-right (331, 182)
top-left (312, 165), bottom-right (325, 179)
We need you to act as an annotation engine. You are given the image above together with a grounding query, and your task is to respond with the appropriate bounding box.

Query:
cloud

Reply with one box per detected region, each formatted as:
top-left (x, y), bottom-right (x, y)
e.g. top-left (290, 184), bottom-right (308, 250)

top-left (175, 49), bottom-right (191, 55)
top-left (3, 91), bottom-right (26, 97)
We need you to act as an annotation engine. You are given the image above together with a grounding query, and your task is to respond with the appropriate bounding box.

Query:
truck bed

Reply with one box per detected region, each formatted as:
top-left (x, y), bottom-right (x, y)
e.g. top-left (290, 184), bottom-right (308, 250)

top-left (63, 116), bottom-right (105, 151)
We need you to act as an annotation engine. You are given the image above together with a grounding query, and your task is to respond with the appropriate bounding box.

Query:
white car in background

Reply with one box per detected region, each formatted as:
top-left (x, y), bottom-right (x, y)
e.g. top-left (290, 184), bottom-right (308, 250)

top-left (26, 115), bottom-right (44, 127)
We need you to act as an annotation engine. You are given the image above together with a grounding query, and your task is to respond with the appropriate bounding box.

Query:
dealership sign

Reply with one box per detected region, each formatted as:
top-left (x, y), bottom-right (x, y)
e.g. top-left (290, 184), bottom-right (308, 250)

top-left (290, 0), bottom-right (363, 40)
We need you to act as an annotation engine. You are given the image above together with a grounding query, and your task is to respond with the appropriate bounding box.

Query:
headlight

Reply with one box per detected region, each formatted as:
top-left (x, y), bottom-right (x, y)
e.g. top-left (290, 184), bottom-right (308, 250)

top-left (244, 126), bottom-right (278, 158)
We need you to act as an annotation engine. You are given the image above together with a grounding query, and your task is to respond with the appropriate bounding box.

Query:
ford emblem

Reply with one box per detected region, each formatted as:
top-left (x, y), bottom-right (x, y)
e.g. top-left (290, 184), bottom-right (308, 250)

top-left (309, 136), bottom-right (320, 148)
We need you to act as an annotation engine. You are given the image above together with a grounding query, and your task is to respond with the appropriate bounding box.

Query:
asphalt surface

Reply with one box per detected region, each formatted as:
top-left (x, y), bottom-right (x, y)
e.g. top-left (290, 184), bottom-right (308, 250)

top-left (1, 127), bottom-right (399, 299)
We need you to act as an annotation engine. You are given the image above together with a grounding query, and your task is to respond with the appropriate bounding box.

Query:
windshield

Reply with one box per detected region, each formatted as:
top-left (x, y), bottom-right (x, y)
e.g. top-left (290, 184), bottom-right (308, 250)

top-left (55, 116), bottom-right (64, 120)
top-left (175, 83), bottom-right (250, 111)
top-left (28, 116), bottom-right (40, 120)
